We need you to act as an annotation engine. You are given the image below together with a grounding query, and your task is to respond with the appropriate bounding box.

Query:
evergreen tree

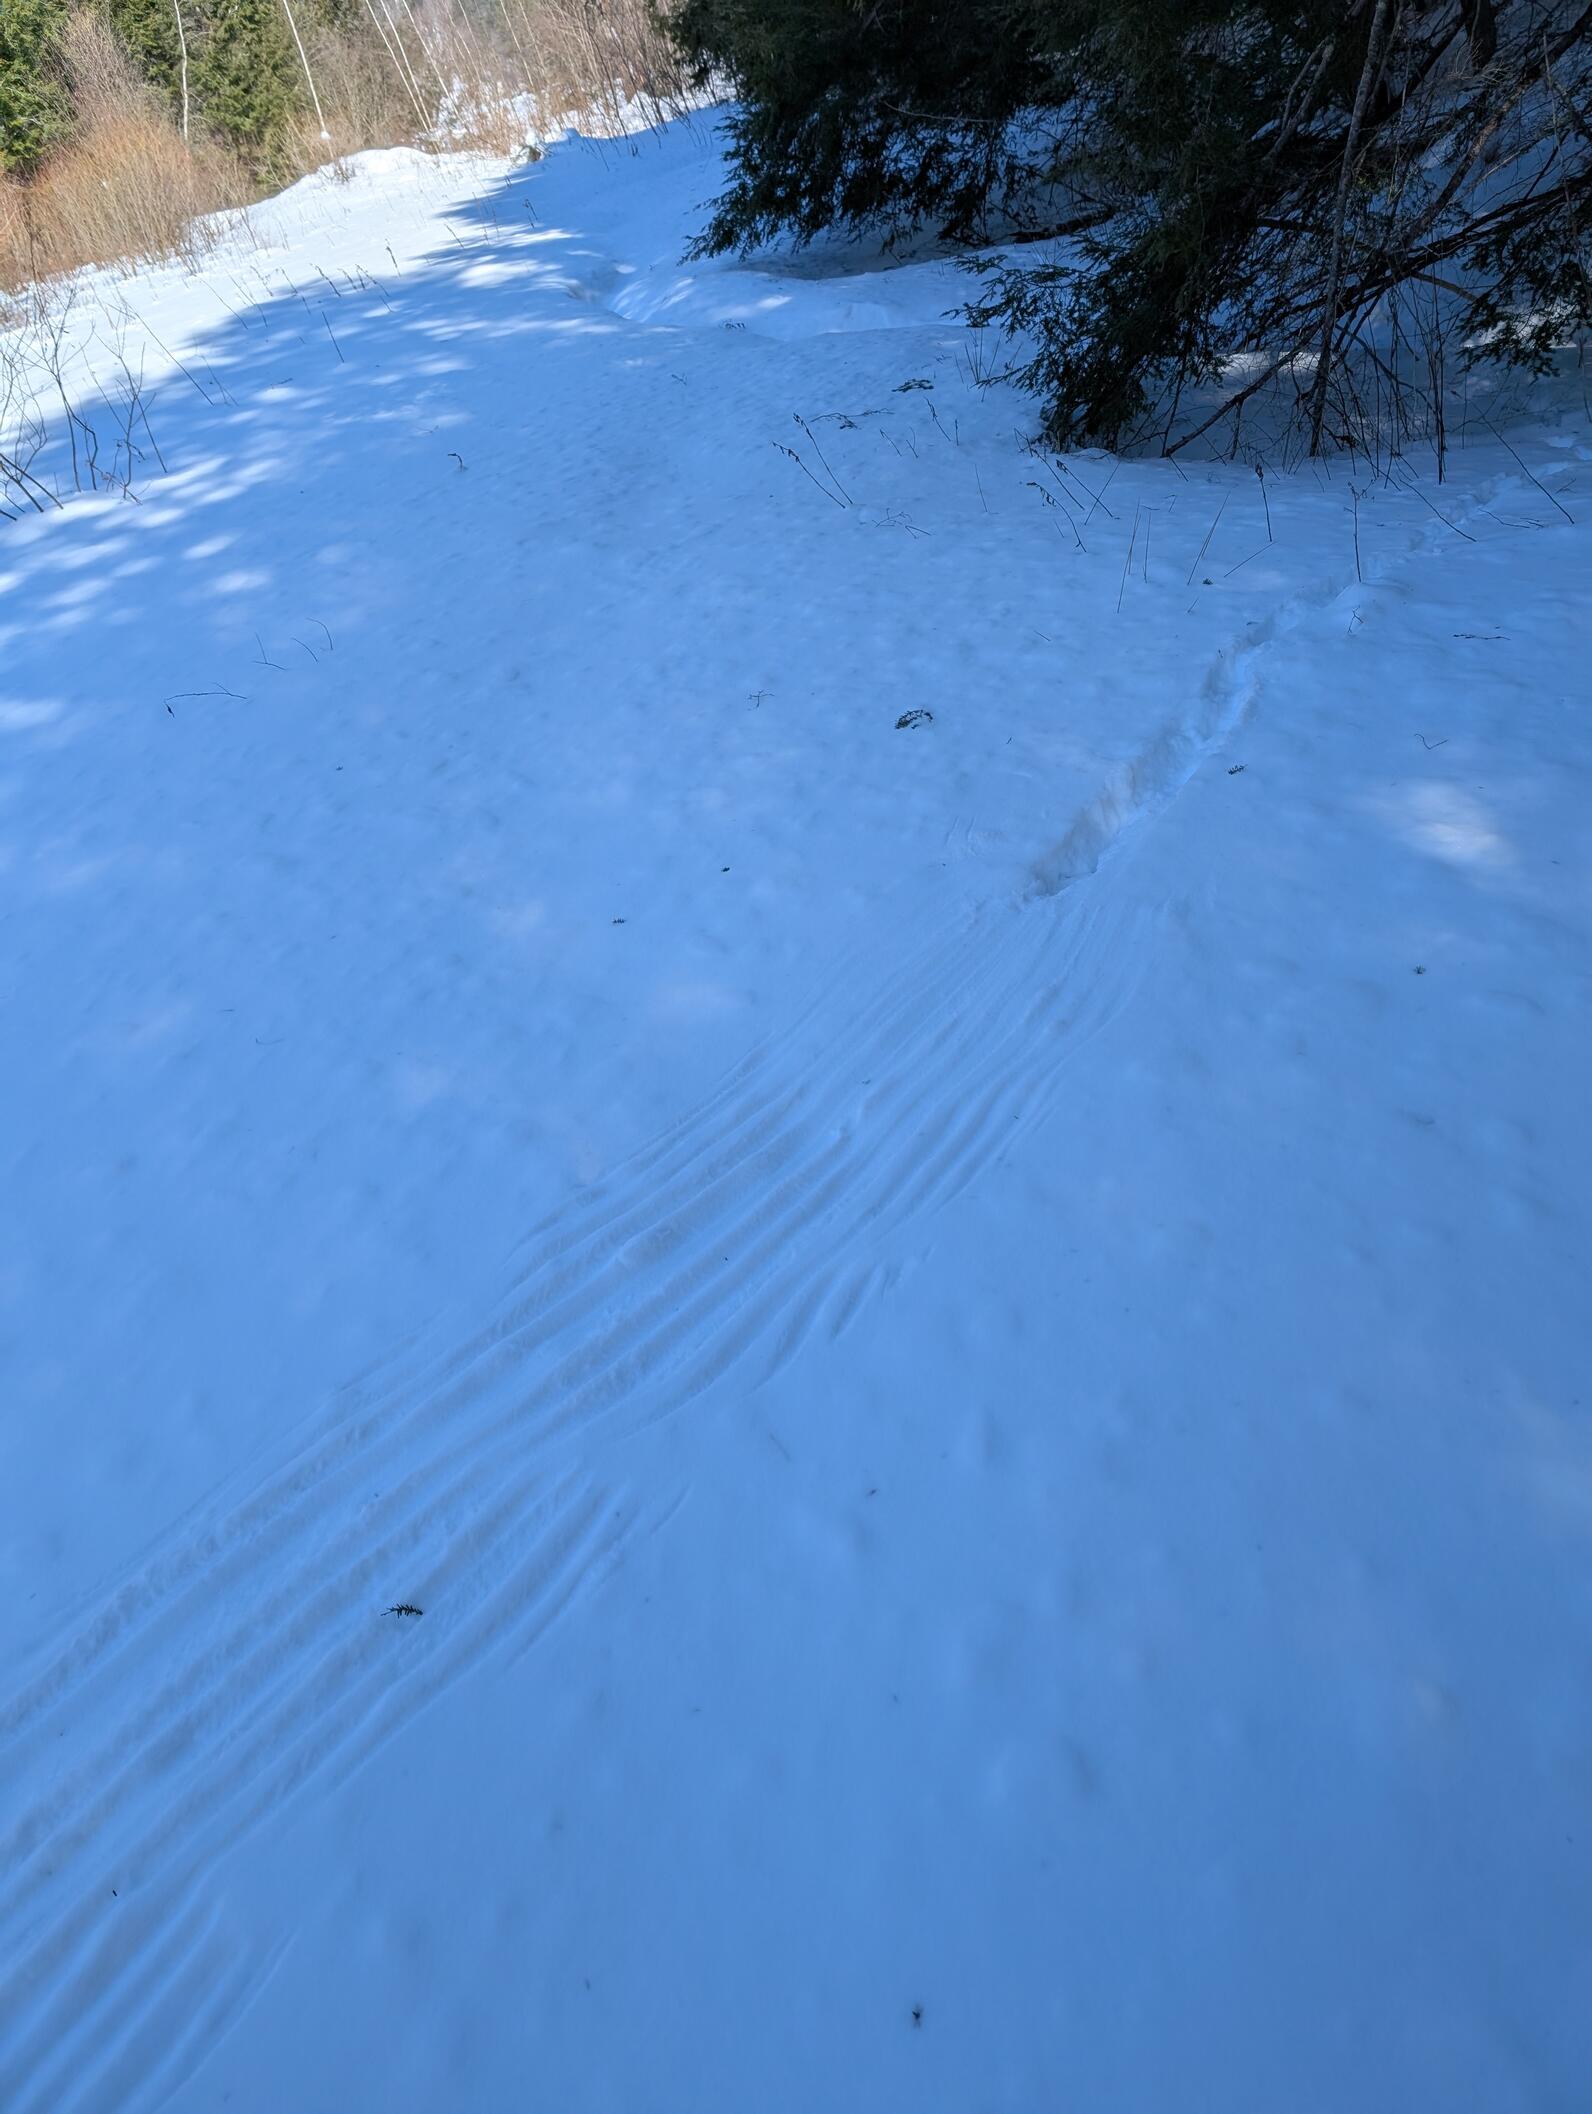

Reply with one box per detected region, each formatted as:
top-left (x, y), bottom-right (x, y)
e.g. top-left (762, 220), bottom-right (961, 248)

top-left (190, 0), bottom-right (300, 158)
top-left (667, 0), bottom-right (1592, 450)
top-left (0, 0), bottom-right (70, 174)
top-left (96, 0), bottom-right (186, 120)
top-left (3, 0), bottom-right (327, 177)
top-left (668, 0), bottom-right (1051, 250)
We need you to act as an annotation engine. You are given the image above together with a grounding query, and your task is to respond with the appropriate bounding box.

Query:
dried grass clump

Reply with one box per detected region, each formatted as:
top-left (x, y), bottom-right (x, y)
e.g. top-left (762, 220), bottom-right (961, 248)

top-left (0, 0), bottom-right (694, 301)
top-left (0, 15), bottom-right (247, 293)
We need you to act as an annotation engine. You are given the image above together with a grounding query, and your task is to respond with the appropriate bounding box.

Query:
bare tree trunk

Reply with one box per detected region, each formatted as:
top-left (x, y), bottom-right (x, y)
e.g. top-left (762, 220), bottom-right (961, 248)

top-left (1309, 0), bottom-right (1393, 455)
top-left (360, 0), bottom-right (432, 129)
top-left (172, 0), bottom-right (191, 143)
top-left (279, 0), bottom-right (331, 141)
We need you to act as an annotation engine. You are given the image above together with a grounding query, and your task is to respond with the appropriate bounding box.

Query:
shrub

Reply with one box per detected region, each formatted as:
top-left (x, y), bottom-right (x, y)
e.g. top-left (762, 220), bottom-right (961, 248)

top-left (0, 12), bottom-right (245, 286)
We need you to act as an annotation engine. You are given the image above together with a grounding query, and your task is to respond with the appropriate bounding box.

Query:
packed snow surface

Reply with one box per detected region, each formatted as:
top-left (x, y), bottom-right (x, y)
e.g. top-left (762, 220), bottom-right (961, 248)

top-left (2, 116), bottom-right (1590, 2113)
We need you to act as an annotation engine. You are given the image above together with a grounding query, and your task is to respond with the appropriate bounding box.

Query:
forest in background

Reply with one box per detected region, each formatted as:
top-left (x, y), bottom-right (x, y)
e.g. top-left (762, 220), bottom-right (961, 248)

top-left (4, 1), bottom-right (1589, 456)
top-left (1, 0), bottom-right (682, 285)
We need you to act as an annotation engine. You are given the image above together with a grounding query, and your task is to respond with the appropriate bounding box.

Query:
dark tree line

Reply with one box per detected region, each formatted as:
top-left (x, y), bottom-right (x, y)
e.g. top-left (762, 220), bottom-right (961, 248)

top-left (667, 1), bottom-right (1592, 450)
top-left (0, 0), bottom-right (334, 174)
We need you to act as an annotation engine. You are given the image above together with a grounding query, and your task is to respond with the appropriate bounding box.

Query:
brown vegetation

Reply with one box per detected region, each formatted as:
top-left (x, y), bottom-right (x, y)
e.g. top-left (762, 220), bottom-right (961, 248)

top-left (1, 0), bottom-right (686, 297)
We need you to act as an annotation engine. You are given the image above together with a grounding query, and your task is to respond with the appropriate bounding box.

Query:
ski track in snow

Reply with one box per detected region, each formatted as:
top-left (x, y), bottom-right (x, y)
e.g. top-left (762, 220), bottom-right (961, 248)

top-left (0, 149), bottom-right (1549, 2113)
top-left (0, 607), bottom-right (1281, 2108)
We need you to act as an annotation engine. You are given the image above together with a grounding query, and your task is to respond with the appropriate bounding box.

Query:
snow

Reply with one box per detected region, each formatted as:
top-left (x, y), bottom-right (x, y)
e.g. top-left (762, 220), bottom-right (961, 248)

top-left (3, 113), bottom-right (1591, 2112)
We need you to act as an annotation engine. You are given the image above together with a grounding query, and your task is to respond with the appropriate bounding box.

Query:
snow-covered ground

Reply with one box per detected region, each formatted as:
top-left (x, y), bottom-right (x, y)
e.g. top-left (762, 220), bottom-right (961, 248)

top-left (2, 116), bottom-right (1590, 2113)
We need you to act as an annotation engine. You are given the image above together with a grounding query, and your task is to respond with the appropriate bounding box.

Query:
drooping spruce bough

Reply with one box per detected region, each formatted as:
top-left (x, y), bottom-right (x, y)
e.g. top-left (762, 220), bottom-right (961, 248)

top-left (664, 0), bottom-right (1592, 453)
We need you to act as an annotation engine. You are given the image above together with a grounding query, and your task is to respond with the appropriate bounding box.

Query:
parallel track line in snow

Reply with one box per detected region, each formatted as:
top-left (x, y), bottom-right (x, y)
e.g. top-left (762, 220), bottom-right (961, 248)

top-left (0, 644), bottom-right (1245, 2105)
top-left (0, 892), bottom-right (1019, 1751)
top-left (3, 1480), bottom-right (626, 2114)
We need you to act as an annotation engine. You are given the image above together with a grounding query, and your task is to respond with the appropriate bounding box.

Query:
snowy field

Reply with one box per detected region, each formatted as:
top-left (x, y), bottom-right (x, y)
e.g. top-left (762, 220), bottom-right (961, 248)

top-left (2, 114), bottom-right (1590, 2112)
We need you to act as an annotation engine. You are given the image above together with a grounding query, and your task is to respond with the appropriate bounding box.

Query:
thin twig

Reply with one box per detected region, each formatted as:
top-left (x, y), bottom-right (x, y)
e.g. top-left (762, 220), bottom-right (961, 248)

top-left (1187, 491), bottom-right (1230, 583)
top-left (774, 443), bottom-right (846, 509)
top-left (792, 415), bottom-right (851, 504)
top-left (1483, 418), bottom-right (1575, 522)
top-left (1118, 504), bottom-right (1141, 613)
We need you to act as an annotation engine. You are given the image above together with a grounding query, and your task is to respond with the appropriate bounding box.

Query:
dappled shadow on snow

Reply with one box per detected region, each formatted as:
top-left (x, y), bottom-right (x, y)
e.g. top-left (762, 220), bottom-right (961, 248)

top-left (0, 161), bottom-right (631, 678)
top-left (8, 112), bottom-right (1138, 1591)
top-left (0, 126), bottom-right (818, 1623)
top-left (0, 132), bottom-right (975, 692)
top-left (2, 121), bottom-right (1591, 2114)
top-left (0, 119), bottom-right (1584, 1425)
